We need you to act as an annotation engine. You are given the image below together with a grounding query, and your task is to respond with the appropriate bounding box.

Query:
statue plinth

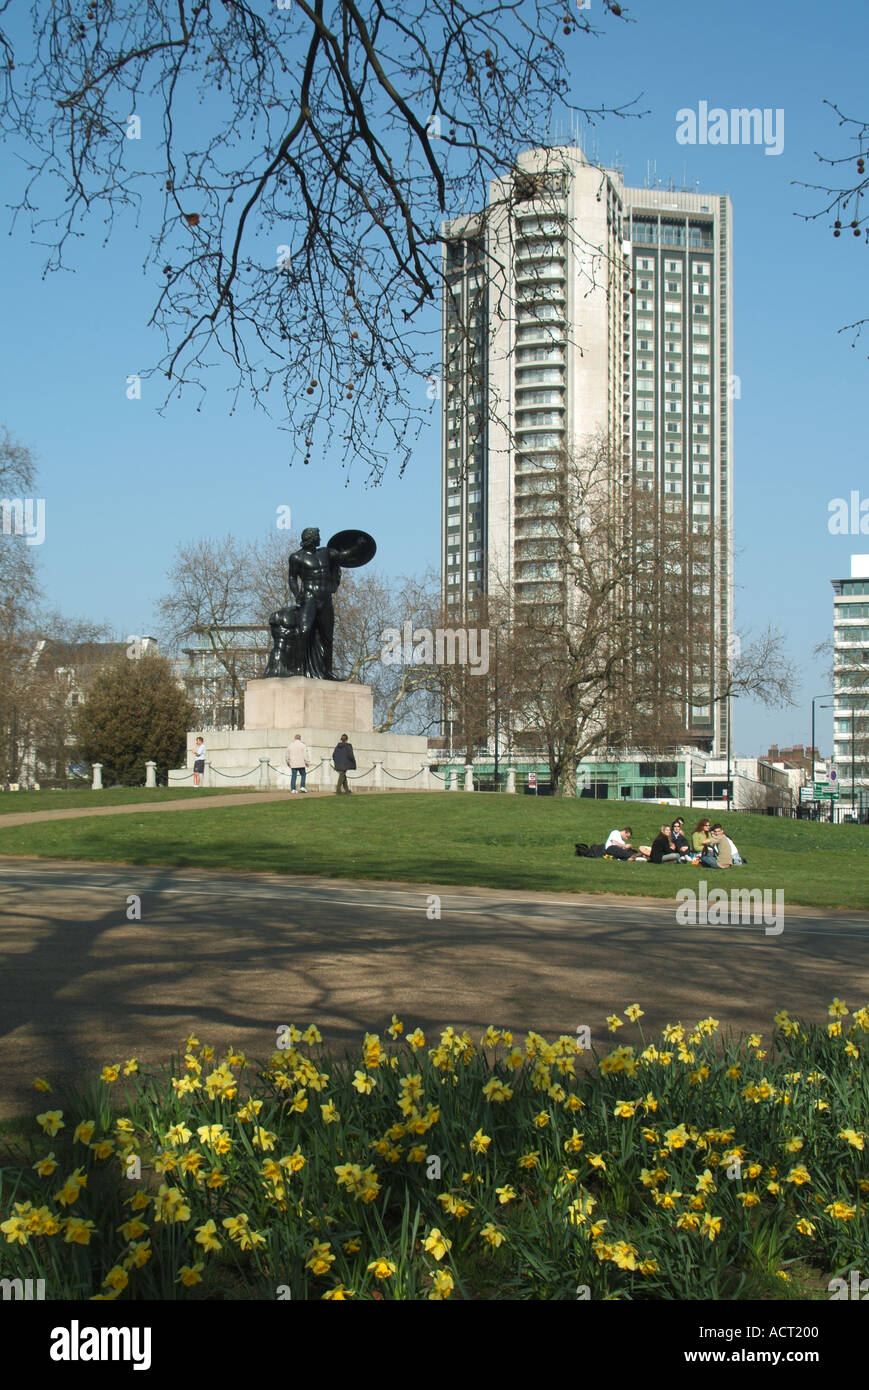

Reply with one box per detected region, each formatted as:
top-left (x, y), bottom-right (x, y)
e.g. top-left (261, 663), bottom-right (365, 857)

top-left (244, 677), bottom-right (373, 734)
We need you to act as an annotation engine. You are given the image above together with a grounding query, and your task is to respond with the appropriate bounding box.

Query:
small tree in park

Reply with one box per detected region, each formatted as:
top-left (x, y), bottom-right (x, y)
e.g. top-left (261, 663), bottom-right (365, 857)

top-left (74, 650), bottom-right (195, 786)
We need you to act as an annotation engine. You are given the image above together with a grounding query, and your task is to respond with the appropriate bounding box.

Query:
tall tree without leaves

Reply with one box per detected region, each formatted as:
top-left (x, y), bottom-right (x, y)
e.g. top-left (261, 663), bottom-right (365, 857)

top-left (0, 1), bottom-right (635, 479)
top-left (480, 435), bottom-right (796, 795)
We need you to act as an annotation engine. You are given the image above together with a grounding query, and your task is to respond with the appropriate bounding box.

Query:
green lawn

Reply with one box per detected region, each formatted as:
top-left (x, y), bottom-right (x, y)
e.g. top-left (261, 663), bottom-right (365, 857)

top-left (0, 793), bottom-right (866, 910)
top-left (0, 786), bottom-right (264, 815)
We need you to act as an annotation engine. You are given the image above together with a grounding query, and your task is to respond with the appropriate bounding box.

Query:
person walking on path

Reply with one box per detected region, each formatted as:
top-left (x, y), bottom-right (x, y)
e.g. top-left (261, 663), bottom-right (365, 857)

top-left (286, 735), bottom-right (311, 793)
top-left (193, 737), bottom-right (207, 788)
top-left (332, 734), bottom-right (356, 794)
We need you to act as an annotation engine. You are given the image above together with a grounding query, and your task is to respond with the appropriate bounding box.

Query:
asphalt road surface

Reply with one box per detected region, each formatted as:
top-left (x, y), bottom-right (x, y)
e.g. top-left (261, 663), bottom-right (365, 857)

top-left (1, 857), bottom-right (868, 1119)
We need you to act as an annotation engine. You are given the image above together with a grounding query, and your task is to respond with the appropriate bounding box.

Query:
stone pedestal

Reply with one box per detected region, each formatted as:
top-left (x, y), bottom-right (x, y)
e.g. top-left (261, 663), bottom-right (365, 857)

top-left (173, 676), bottom-right (432, 792)
top-left (244, 677), bottom-right (373, 734)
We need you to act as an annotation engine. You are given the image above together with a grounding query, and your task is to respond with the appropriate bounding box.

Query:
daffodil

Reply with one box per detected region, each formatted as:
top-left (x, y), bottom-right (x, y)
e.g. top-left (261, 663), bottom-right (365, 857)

top-left (102, 1266), bottom-right (128, 1292)
top-left (117, 1217), bottom-right (149, 1242)
top-left (177, 1263), bottom-right (204, 1286)
top-left (252, 1126), bottom-right (278, 1151)
top-left (824, 1200), bottom-right (856, 1221)
top-left (700, 1213), bottom-right (722, 1242)
top-left (495, 1184), bottom-right (516, 1204)
top-left (428, 1269), bottom-right (454, 1300)
top-left (33, 1153), bottom-right (58, 1177)
top-left (367, 1257), bottom-right (396, 1280)
top-left (153, 1185), bottom-right (191, 1224)
top-left (63, 1217), bottom-right (96, 1244)
top-left (625, 1003), bottom-right (644, 1022)
top-left (32, 1077), bottom-right (51, 1092)
top-left (482, 1079), bottom-right (513, 1103)
top-left (194, 1219), bottom-right (222, 1252)
top-left (423, 1228), bottom-right (452, 1260)
top-left (0, 1215), bottom-right (28, 1245)
top-left (838, 1128), bottom-right (865, 1150)
top-left (437, 1192), bottom-right (472, 1218)
top-left (122, 1240), bottom-right (152, 1271)
top-left (470, 1129), bottom-right (491, 1155)
top-left (100, 1065), bottom-right (120, 1083)
top-left (480, 1222), bottom-right (505, 1247)
top-left (36, 1110), bottom-right (64, 1136)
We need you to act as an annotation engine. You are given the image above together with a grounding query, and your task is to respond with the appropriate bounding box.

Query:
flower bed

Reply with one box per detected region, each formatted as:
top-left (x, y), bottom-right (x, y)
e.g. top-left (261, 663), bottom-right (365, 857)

top-left (1, 1003), bottom-right (867, 1300)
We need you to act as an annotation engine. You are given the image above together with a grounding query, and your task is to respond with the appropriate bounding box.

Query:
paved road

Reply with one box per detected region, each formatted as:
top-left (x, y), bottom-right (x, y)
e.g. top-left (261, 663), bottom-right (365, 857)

top-left (1, 857), bottom-right (867, 1119)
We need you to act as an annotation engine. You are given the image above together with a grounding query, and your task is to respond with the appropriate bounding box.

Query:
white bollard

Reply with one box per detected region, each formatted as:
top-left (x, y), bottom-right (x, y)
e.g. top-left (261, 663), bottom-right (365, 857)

top-left (92, 763), bottom-right (103, 790)
top-left (145, 761), bottom-right (157, 788)
top-left (506, 767), bottom-right (517, 794)
top-left (373, 759), bottom-right (385, 790)
top-left (464, 763), bottom-right (475, 792)
top-left (258, 757), bottom-right (270, 788)
top-left (449, 768), bottom-right (459, 791)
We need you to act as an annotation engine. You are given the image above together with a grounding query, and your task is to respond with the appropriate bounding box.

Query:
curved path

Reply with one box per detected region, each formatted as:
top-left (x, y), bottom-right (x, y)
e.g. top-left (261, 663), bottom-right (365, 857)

top-left (1, 857), bottom-right (867, 1120)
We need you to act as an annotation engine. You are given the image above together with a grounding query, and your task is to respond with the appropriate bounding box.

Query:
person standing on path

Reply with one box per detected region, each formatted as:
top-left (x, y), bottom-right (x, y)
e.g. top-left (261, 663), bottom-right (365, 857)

top-left (193, 737), bottom-right (206, 788)
top-left (286, 735), bottom-right (311, 793)
top-left (332, 734), bottom-right (356, 794)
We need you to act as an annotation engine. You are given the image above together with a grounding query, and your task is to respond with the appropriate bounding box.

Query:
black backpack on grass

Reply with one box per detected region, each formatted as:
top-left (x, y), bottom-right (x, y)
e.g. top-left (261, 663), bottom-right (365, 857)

top-left (575, 842), bottom-right (607, 858)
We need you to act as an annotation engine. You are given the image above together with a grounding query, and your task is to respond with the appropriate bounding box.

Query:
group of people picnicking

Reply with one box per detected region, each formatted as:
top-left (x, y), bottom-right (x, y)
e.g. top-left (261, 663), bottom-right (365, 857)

top-left (575, 816), bottom-right (745, 867)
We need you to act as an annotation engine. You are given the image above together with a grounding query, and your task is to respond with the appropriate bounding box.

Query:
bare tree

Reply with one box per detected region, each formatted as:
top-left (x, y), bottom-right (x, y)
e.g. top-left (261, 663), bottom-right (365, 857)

top-left (0, 2), bottom-right (636, 479)
top-left (463, 434), bottom-right (798, 795)
top-left (156, 534), bottom-right (264, 720)
top-left (795, 101), bottom-right (868, 348)
top-left (332, 567), bottom-right (442, 732)
top-left (0, 426), bottom-right (41, 637)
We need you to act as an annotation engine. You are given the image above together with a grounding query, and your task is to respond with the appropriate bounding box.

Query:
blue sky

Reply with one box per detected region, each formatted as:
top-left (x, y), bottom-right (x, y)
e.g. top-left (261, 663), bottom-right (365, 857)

top-left (1, 0), bottom-right (866, 757)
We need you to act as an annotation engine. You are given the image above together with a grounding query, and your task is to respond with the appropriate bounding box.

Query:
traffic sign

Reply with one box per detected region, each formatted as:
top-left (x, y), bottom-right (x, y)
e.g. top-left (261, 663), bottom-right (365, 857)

top-left (814, 781), bottom-right (839, 799)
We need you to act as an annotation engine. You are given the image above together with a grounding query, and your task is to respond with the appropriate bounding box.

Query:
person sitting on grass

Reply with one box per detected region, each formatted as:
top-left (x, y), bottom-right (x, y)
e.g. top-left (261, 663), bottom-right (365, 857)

top-left (692, 818), bottom-right (715, 856)
top-left (700, 824), bottom-right (733, 869)
top-left (649, 825), bottom-right (680, 863)
top-left (670, 818), bottom-right (691, 855)
top-left (604, 826), bottom-right (651, 861)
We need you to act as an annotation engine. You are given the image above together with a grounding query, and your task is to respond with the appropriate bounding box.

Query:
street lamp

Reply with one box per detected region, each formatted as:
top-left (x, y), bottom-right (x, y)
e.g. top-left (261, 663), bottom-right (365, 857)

top-left (811, 693), bottom-right (834, 818)
top-left (725, 692), bottom-right (739, 812)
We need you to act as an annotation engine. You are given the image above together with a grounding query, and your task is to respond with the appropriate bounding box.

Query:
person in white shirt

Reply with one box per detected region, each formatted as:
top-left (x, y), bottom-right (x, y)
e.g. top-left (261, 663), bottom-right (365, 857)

top-left (286, 735), bottom-right (311, 793)
top-left (193, 736), bottom-right (206, 788)
top-left (603, 826), bottom-right (651, 860)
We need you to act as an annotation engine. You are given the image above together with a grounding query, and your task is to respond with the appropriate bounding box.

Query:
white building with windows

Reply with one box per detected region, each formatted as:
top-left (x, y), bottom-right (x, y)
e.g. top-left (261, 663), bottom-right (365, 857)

top-left (441, 144), bottom-right (733, 754)
top-left (831, 554), bottom-right (869, 820)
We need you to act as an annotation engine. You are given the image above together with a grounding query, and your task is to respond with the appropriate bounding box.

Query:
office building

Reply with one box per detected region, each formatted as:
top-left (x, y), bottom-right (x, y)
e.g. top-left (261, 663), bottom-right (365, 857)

top-left (831, 554), bottom-right (869, 819)
top-left (441, 145), bottom-right (733, 754)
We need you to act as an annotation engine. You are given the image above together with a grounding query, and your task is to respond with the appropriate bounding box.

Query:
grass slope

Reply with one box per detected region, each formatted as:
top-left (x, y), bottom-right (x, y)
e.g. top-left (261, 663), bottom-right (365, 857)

top-left (0, 793), bottom-right (866, 910)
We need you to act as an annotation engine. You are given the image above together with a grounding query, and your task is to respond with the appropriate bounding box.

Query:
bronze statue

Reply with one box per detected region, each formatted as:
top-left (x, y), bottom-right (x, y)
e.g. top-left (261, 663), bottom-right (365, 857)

top-left (264, 526), bottom-right (376, 680)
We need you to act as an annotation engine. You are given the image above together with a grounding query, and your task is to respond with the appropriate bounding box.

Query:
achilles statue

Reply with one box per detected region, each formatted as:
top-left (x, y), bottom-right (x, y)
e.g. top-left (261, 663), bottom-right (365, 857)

top-left (263, 526), bottom-right (376, 681)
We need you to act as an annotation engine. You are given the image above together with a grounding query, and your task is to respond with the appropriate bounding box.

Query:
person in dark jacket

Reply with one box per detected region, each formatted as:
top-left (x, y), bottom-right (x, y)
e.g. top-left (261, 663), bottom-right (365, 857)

top-left (670, 818), bottom-right (691, 856)
top-left (332, 733), bottom-right (356, 794)
top-left (649, 825), bottom-right (680, 863)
